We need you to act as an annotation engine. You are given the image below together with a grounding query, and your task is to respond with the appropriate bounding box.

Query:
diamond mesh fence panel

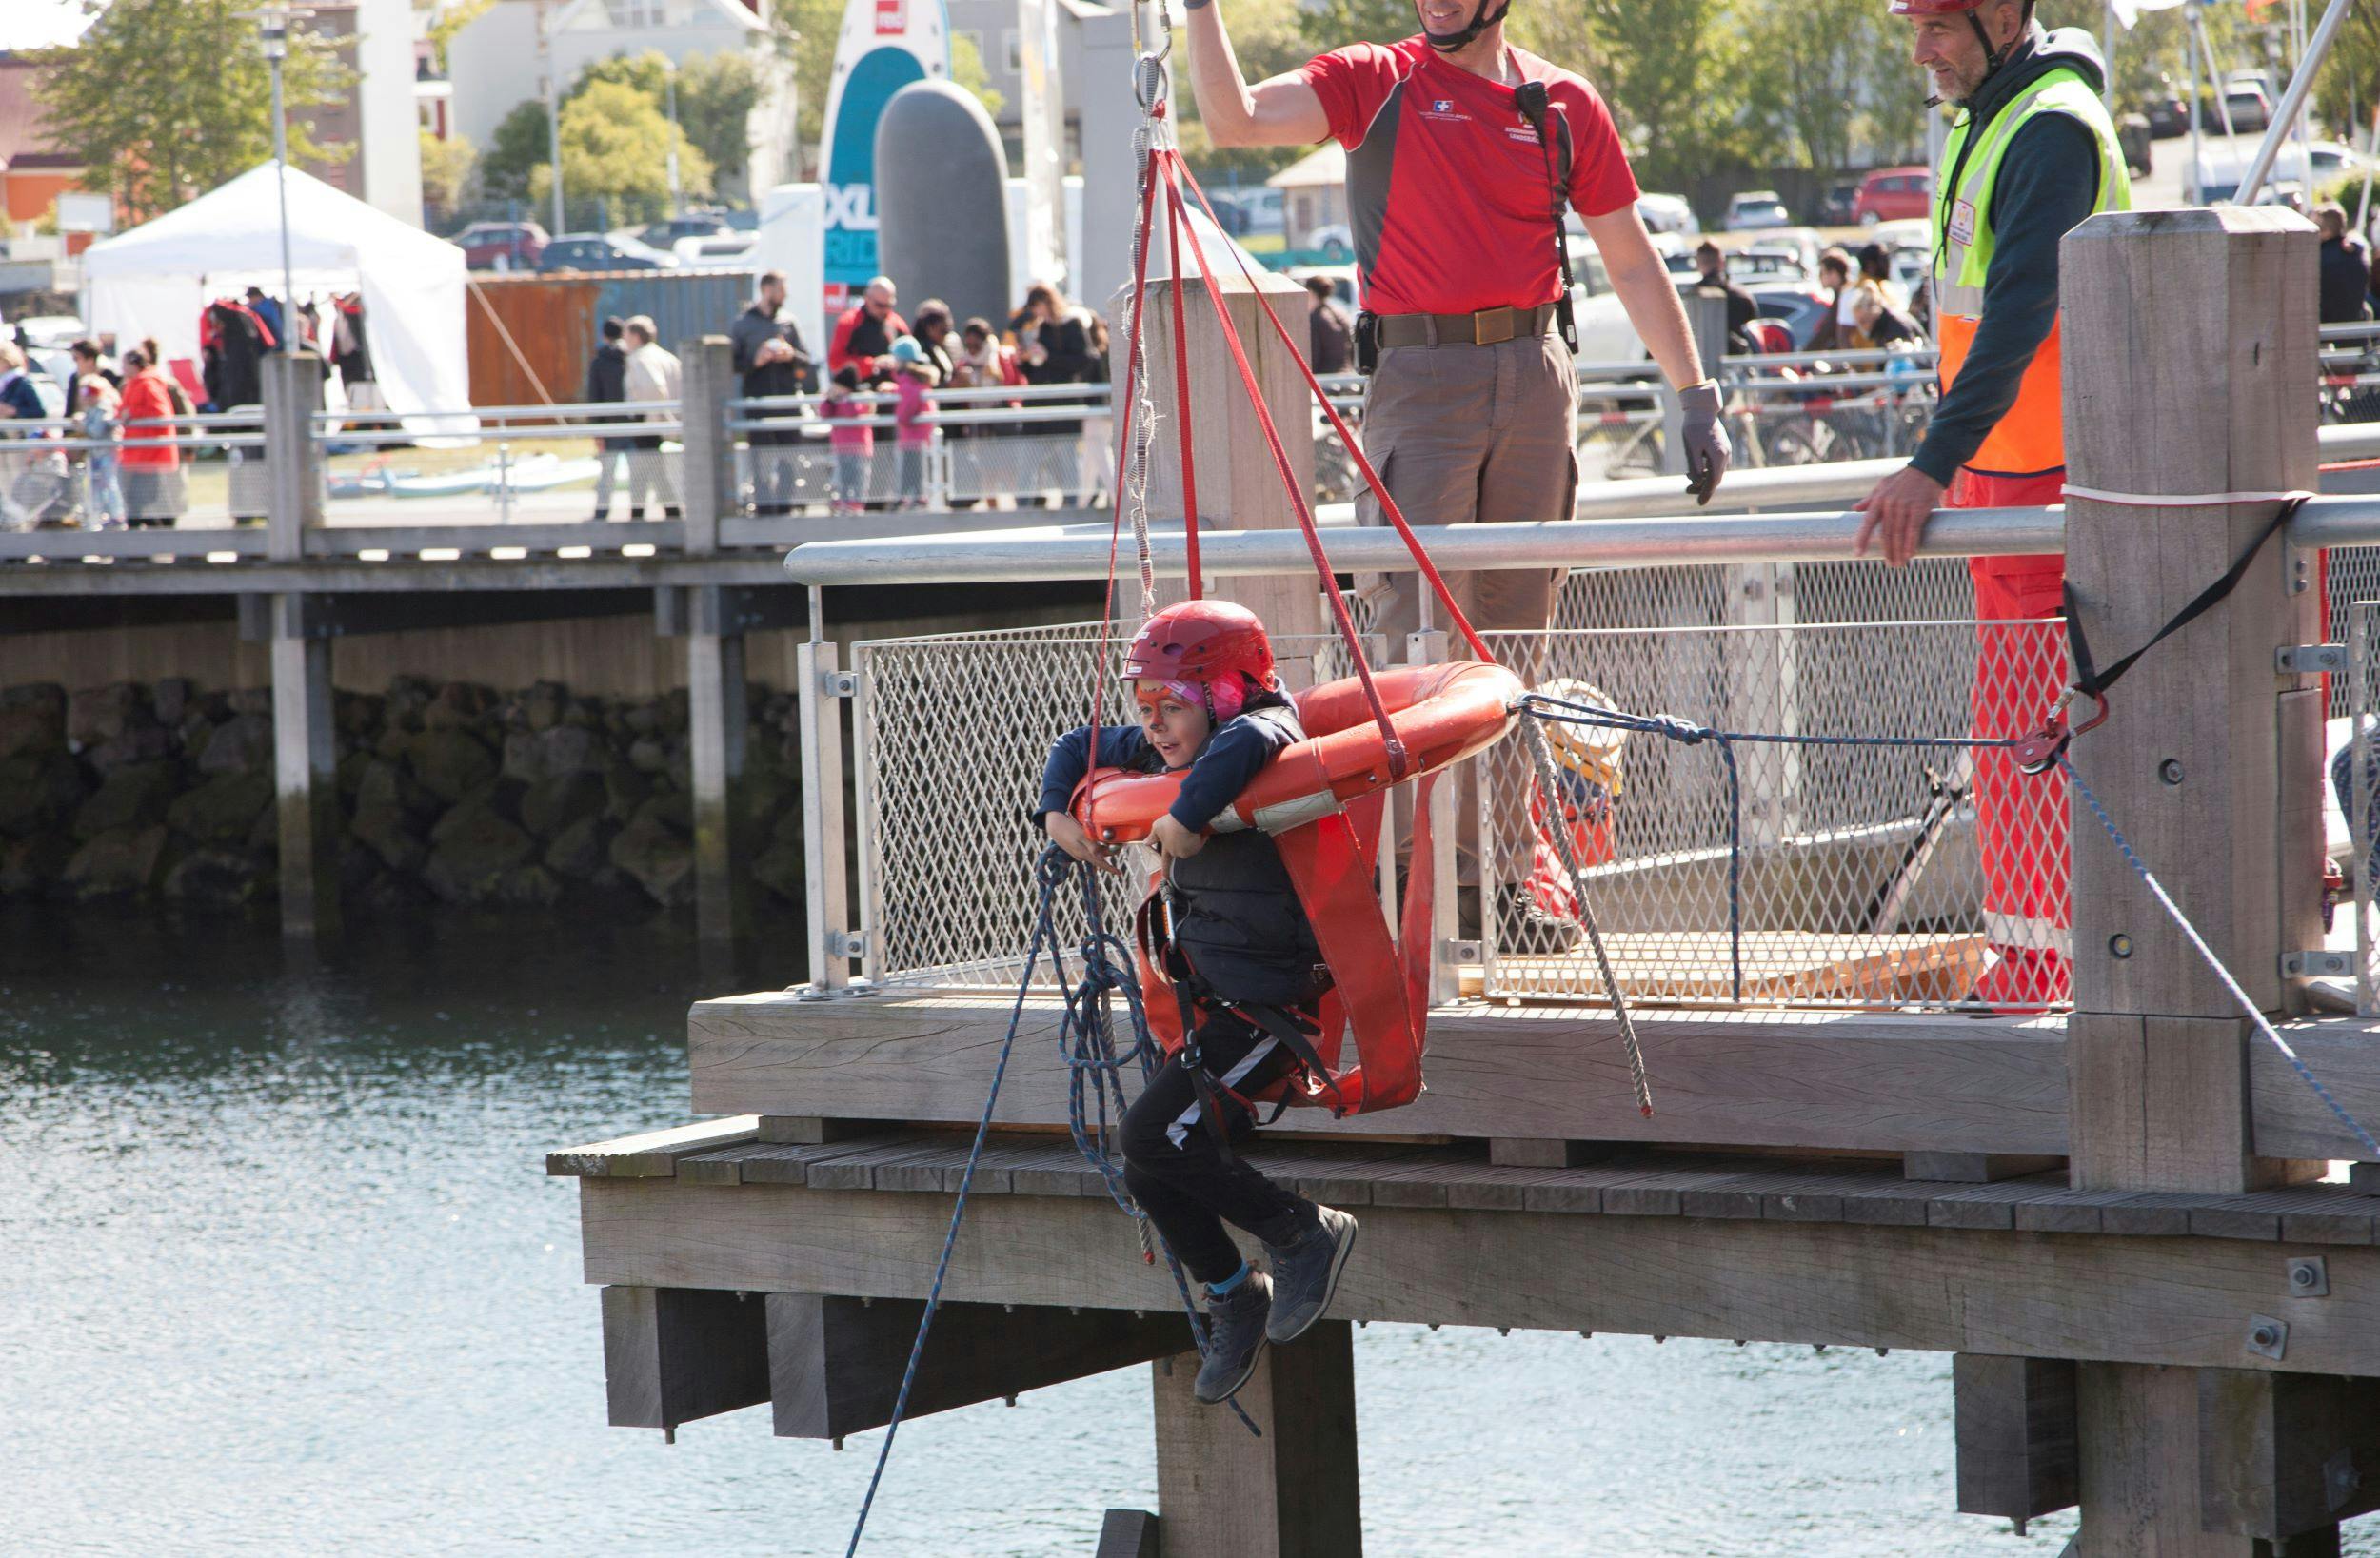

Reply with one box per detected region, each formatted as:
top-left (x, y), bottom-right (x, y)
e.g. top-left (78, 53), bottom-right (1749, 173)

top-left (851, 626), bottom-right (1367, 992)
top-left (847, 565), bottom-right (2068, 1011)
top-left (1475, 618), bottom-right (2067, 1009)
top-left (2332, 550), bottom-right (2380, 718)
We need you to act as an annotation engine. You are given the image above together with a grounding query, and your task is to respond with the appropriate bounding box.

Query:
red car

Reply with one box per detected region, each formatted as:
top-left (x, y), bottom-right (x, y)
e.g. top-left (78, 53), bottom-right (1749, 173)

top-left (455, 220), bottom-right (549, 271)
top-left (1853, 167), bottom-right (1932, 227)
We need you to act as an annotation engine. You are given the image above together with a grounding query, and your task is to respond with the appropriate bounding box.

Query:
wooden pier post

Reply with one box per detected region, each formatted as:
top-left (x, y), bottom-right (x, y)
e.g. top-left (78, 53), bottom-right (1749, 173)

top-left (268, 593), bottom-right (341, 942)
top-left (1150, 1321), bottom-right (1362, 1558)
top-left (261, 351), bottom-right (323, 563)
top-left (685, 584), bottom-right (751, 949)
top-left (1113, 257), bottom-right (1325, 641)
top-left (677, 336), bottom-right (735, 558)
top-left (2060, 207), bottom-right (2327, 1554)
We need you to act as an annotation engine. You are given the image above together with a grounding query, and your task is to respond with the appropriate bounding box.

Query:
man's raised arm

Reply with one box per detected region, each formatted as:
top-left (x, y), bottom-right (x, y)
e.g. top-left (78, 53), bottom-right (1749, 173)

top-left (1183, 2), bottom-right (1332, 148)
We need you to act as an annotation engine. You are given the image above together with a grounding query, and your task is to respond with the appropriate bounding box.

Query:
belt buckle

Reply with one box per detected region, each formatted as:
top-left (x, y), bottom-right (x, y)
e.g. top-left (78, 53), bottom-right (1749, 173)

top-left (1474, 306), bottom-right (1516, 345)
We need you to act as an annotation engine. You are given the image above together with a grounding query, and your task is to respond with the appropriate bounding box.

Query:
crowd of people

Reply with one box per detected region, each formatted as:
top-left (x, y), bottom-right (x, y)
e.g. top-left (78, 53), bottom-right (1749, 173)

top-left (0, 285), bottom-right (384, 532)
top-left (583, 268), bottom-right (1116, 518)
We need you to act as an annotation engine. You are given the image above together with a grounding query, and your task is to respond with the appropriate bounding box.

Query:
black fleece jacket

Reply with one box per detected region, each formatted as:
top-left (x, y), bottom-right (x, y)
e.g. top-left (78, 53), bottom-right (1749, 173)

top-left (1913, 26), bottom-right (2113, 485)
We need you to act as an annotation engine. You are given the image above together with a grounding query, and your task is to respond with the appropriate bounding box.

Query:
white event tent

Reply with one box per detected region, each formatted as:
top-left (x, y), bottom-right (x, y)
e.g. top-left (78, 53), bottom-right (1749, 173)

top-left (82, 162), bottom-right (471, 431)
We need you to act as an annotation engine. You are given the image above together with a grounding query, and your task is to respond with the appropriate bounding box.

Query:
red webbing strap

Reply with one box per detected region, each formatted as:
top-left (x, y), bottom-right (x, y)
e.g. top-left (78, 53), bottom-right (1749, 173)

top-left (1165, 156), bottom-right (1496, 666)
top-left (1083, 148), bottom-right (1167, 838)
top-left (1162, 180), bottom-right (1202, 598)
top-left (1157, 151), bottom-right (1410, 779)
top-left (1276, 810), bottom-right (1422, 1114)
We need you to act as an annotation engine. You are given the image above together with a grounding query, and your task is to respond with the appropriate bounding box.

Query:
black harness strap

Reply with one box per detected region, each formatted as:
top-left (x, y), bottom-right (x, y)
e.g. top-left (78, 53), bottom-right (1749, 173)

top-left (2061, 496), bottom-right (2307, 702)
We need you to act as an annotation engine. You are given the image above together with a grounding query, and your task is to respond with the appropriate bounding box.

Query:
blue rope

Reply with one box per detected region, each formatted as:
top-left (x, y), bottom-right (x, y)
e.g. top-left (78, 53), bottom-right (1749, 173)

top-left (845, 852), bottom-right (1256, 1557)
top-left (2060, 755), bottom-right (2380, 1160)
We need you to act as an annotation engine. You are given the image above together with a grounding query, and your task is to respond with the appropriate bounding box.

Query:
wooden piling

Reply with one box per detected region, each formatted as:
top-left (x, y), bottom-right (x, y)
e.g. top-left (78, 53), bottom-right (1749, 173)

top-left (684, 584), bottom-right (750, 949)
top-left (676, 336), bottom-right (734, 559)
top-left (268, 592), bottom-right (341, 942)
top-left (2059, 205), bottom-right (2328, 1555)
top-left (1113, 259), bottom-right (1324, 641)
top-left (1149, 1322), bottom-right (1362, 1558)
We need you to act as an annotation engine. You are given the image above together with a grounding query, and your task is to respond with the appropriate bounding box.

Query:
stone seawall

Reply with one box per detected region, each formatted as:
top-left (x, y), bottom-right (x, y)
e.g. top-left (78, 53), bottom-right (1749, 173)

top-left (0, 676), bottom-right (810, 916)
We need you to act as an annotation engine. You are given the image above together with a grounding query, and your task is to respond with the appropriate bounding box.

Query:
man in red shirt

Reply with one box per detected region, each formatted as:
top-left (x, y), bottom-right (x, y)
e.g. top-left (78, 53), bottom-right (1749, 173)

top-left (1187, 0), bottom-right (1728, 946)
top-left (828, 276), bottom-right (911, 386)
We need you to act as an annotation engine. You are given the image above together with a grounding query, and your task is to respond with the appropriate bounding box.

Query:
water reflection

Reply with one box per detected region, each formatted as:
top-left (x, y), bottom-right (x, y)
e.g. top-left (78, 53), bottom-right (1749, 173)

top-left (0, 905), bottom-right (2273, 1555)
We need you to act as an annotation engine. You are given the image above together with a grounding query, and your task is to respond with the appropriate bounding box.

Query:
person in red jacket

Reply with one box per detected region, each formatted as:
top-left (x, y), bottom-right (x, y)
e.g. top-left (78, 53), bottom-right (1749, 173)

top-left (116, 339), bottom-right (184, 529)
top-left (827, 276), bottom-right (909, 386)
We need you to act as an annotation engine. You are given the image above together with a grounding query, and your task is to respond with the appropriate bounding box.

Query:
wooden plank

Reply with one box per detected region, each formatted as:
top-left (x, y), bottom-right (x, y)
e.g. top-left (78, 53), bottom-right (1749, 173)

top-left (1095, 1509), bottom-right (1160, 1558)
top-left (1149, 1322), bottom-right (1360, 1558)
top-left (1954, 1354), bottom-right (2078, 1525)
top-left (1905, 1152), bottom-right (2065, 1183)
top-left (760, 1115), bottom-right (898, 1145)
top-left (2199, 1370), bottom-right (2380, 1540)
top-left (1472, 931), bottom-right (1987, 1004)
top-left (686, 993), bottom-right (2073, 1154)
top-left (601, 1285), bottom-right (769, 1430)
top-left (764, 1294), bottom-right (1183, 1440)
top-left (546, 1115), bottom-right (761, 1179)
top-left (1488, 1138), bottom-right (1613, 1169)
top-left (2251, 1028), bottom-right (2380, 1162)
top-left (577, 1178), bottom-right (2380, 1374)
top-left (1926, 1176), bottom-right (2070, 1233)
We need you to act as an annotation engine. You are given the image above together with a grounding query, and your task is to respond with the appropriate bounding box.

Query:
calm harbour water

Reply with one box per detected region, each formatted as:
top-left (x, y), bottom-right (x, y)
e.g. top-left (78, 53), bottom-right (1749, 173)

top-left (5, 906), bottom-right (2364, 1558)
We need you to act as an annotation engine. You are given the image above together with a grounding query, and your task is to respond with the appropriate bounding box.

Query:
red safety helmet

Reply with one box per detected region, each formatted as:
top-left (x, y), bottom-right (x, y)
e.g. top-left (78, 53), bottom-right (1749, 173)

top-left (1124, 600), bottom-right (1277, 692)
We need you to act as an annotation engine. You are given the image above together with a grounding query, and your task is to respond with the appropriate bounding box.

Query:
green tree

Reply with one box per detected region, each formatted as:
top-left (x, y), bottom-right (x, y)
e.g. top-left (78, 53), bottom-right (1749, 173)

top-left (573, 49), bottom-right (765, 185)
top-left (529, 78), bottom-right (715, 225)
top-left (422, 0), bottom-right (495, 74)
top-left (419, 129), bottom-right (477, 219)
top-left (951, 31), bottom-right (1006, 124)
top-left (1535, 0), bottom-right (1753, 194)
top-left (1174, 0), bottom-right (1326, 181)
top-left (32, 0), bottom-right (351, 222)
top-left (1742, 0), bottom-right (1895, 176)
top-left (770, 0), bottom-right (848, 176)
top-left (479, 99), bottom-right (552, 205)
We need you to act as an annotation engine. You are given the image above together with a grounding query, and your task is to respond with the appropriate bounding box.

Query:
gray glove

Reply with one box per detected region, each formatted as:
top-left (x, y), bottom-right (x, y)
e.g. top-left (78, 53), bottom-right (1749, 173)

top-left (1678, 381), bottom-right (1731, 507)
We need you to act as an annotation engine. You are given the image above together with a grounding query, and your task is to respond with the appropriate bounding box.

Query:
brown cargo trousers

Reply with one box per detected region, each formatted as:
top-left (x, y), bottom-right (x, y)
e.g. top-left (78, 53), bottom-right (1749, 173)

top-left (1356, 330), bottom-right (1579, 884)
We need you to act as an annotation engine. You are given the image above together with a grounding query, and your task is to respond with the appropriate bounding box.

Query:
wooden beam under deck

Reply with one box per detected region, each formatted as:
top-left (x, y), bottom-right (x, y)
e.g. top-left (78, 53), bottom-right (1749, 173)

top-left (686, 991), bottom-right (2380, 1162)
top-left (565, 1131), bottom-right (2380, 1376)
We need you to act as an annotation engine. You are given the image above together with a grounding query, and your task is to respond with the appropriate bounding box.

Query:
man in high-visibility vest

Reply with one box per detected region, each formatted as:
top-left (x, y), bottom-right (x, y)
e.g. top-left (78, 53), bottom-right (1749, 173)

top-left (1854, 0), bottom-right (2130, 1010)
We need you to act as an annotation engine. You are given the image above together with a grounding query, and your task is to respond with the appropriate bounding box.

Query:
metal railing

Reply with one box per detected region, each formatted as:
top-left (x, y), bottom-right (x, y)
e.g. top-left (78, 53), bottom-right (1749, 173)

top-left (792, 496), bottom-right (2380, 1012)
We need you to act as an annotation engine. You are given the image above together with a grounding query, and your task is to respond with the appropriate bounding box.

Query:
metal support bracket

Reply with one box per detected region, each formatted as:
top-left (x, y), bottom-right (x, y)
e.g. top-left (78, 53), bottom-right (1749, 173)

top-left (2288, 1254), bottom-right (2330, 1297)
top-left (1442, 938), bottom-right (1481, 967)
top-left (824, 929), bottom-right (868, 959)
top-left (2283, 950), bottom-right (2354, 978)
top-left (2245, 1313), bottom-right (2290, 1361)
top-left (821, 669), bottom-right (862, 699)
top-left (2277, 642), bottom-right (2348, 675)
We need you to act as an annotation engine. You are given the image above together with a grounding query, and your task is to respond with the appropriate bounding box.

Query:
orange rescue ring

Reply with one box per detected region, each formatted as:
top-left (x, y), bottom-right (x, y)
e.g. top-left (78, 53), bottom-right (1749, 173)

top-left (1068, 661), bottom-right (1523, 843)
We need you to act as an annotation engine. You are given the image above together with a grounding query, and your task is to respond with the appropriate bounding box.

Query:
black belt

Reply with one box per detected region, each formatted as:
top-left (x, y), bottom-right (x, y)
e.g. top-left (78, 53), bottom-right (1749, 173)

top-left (1373, 304), bottom-right (1557, 348)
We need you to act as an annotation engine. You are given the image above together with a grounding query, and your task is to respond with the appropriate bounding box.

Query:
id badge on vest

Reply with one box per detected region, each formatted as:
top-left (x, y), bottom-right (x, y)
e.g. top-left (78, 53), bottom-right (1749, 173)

top-left (1949, 198), bottom-right (1978, 250)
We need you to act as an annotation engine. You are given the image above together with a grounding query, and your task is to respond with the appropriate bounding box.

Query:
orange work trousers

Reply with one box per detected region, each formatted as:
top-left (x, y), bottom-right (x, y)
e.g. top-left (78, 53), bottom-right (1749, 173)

top-left (1956, 467), bottom-right (2071, 1010)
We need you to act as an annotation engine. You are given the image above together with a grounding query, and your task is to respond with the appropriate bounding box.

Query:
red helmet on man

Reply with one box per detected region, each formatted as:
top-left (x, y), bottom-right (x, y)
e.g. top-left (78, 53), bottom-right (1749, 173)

top-left (1125, 600), bottom-right (1278, 719)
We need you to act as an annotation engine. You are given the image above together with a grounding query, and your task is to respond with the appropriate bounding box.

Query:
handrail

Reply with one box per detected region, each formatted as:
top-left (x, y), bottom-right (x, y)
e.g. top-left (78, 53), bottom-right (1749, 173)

top-left (780, 494), bottom-right (2380, 586)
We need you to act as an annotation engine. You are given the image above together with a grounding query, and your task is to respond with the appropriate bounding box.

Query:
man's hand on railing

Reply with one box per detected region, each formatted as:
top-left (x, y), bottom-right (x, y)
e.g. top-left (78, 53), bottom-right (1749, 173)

top-left (1853, 464), bottom-right (1948, 568)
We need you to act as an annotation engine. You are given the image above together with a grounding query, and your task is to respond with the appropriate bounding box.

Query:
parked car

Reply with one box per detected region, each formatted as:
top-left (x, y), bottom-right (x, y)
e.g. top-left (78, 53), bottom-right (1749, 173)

top-left (2119, 113), bottom-right (2152, 179)
top-left (1853, 167), bottom-right (1932, 227)
top-left (2143, 74), bottom-right (2191, 138)
top-left (454, 220), bottom-right (547, 270)
top-left (1745, 227), bottom-right (1822, 283)
top-left (1307, 223), bottom-right (1354, 260)
top-left (1747, 283), bottom-right (1837, 352)
top-left (2202, 84), bottom-right (2273, 134)
top-left (1723, 190), bottom-right (1792, 231)
top-left (1636, 192), bottom-right (1699, 236)
top-left (1816, 181), bottom-right (1860, 227)
top-left (10, 314), bottom-right (86, 350)
top-left (673, 232), bottom-right (759, 266)
top-left (636, 214), bottom-right (731, 249)
top-left (538, 233), bottom-right (676, 271)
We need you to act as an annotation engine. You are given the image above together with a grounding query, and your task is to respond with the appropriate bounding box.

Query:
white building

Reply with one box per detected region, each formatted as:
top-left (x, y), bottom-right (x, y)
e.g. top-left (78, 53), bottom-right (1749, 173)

top-left (943, 0), bottom-right (1108, 169)
top-left (443, 0), bottom-right (799, 200)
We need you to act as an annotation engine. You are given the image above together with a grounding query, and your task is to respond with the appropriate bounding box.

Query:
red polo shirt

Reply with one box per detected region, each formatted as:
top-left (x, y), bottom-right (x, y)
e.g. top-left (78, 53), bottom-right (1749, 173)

top-left (1299, 38), bottom-right (1640, 317)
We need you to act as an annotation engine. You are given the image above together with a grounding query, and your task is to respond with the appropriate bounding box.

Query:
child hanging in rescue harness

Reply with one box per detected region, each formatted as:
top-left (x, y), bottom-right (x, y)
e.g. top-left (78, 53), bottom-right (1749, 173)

top-left (1034, 600), bottom-right (1360, 1407)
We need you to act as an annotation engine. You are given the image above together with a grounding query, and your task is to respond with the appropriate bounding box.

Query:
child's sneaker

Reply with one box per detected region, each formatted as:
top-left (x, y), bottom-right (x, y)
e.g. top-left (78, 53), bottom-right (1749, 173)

top-left (1194, 1270), bottom-right (1271, 1404)
top-left (1261, 1204), bottom-right (1358, 1344)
